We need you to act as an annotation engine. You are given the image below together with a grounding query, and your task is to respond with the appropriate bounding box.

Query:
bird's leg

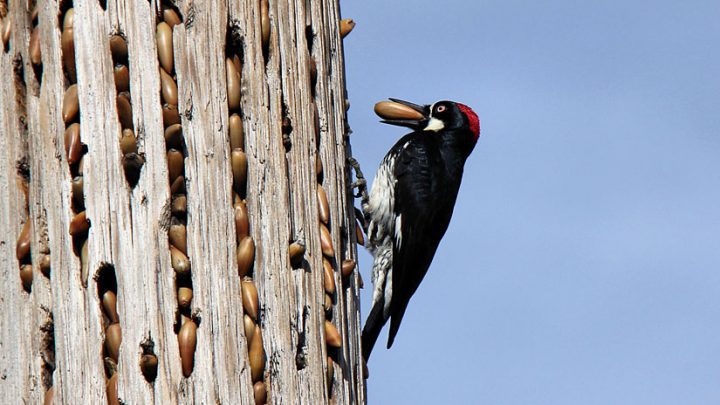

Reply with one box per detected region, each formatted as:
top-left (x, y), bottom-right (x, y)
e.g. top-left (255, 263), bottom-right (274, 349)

top-left (347, 156), bottom-right (370, 230)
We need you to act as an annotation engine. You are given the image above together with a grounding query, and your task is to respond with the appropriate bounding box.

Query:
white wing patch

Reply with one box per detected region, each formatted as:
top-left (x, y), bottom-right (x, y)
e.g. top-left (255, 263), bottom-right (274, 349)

top-left (394, 214), bottom-right (402, 248)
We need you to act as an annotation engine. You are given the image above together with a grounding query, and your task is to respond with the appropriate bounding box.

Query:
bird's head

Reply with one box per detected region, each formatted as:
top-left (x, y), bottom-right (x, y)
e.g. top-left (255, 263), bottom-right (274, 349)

top-left (375, 99), bottom-right (480, 142)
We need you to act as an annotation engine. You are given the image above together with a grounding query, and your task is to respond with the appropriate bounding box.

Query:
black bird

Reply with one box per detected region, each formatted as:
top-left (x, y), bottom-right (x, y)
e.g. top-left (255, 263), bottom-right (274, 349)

top-left (358, 99), bottom-right (480, 360)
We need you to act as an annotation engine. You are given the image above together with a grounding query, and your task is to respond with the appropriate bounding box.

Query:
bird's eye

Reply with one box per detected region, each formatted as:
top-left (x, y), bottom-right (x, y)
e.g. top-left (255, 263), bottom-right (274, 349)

top-left (436, 105), bottom-right (447, 113)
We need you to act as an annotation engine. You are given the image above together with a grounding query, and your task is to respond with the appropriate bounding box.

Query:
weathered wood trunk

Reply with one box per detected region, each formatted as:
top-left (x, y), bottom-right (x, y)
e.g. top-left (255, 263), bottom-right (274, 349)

top-left (0, 0), bottom-right (364, 403)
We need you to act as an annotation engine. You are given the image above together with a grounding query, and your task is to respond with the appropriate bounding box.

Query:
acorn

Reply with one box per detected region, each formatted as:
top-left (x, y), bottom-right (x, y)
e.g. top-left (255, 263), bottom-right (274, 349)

top-left (105, 323), bottom-right (122, 362)
top-left (163, 103), bottom-right (181, 127)
top-left (234, 200), bottom-right (249, 240)
top-left (160, 67), bottom-right (178, 106)
top-left (341, 259), bottom-right (355, 278)
top-left (29, 27), bottom-right (41, 65)
top-left (323, 258), bottom-right (335, 295)
top-left (374, 100), bottom-right (425, 121)
top-left (19, 264), bottom-right (33, 291)
top-left (1, 18), bottom-right (11, 48)
top-left (107, 373), bottom-right (119, 405)
top-left (113, 64), bottom-right (130, 93)
top-left (317, 185), bottom-right (329, 224)
top-left (62, 84), bottom-right (79, 123)
top-left (229, 114), bottom-right (244, 150)
top-left (288, 241), bottom-right (305, 265)
top-left (109, 35), bottom-right (128, 64)
top-left (324, 320), bottom-right (341, 348)
top-left (171, 195), bottom-right (187, 216)
top-left (116, 93), bottom-right (133, 130)
top-left (61, 27), bottom-right (76, 83)
top-left (253, 381), bottom-right (267, 405)
top-left (76, 156), bottom-right (85, 176)
top-left (316, 155), bottom-right (323, 181)
top-left (178, 287), bottom-right (193, 308)
top-left (43, 386), bottom-right (54, 405)
top-left (63, 8), bottom-right (75, 30)
top-left (162, 7), bottom-right (182, 28)
top-left (170, 175), bottom-right (186, 195)
top-left (164, 123), bottom-right (183, 149)
top-left (355, 219), bottom-right (364, 246)
top-left (231, 54), bottom-right (242, 75)
top-left (231, 149), bottom-right (248, 193)
top-left (16, 220), bottom-right (31, 260)
top-left (80, 238), bottom-right (89, 286)
top-left (249, 325), bottom-right (265, 382)
top-left (319, 223), bottom-right (334, 257)
top-left (168, 222), bottom-right (187, 254)
top-left (237, 236), bottom-right (255, 277)
top-left (260, 0), bottom-right (270, 51)
top-left (243, 314), bottom-right (255, 343)
top-left (226, 58), bottom-right (241, 111)
top-left (69, 211), bottom-right (90, 236)
top-left (178, 319), bottom-right (197, 377)
top-left (170, 245), bottom-right (191, 276)
top-left (241, 279), bottom-right (259, 320)
top-left (339, 18), bottom-right (355, 38)
top-left (40, 254), bottom-right (51, 277)
top-left (64, 123), bottom-right (82, 165)
top-left (166, 148), bottom-right (184, 185)
top-left (326, 356), bottom-right (334, 384)
top-left (324, 293), bottom-right (332, 313)
top-left (156, 22), bottom-right (174, 74)
top-left (308, 57), bottom-right (317, 88)
top-left (102, 290), bottom-right (119, 323)
top-left (139, 353), bottom-right (158, 382)
top-left (119, 129), bottom-right (137, 155)
top-left (122, 153), bottom-right (145, 186)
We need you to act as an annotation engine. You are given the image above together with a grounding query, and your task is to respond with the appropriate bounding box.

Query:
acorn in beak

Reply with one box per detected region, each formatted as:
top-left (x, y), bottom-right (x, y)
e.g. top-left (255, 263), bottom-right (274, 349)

top-left (374, 98), bottom-right (428, 130)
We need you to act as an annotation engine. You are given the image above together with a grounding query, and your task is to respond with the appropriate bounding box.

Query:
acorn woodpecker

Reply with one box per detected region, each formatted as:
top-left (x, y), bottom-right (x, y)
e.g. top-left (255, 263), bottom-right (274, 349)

top-left (355, 99), bottom-right (480, 360)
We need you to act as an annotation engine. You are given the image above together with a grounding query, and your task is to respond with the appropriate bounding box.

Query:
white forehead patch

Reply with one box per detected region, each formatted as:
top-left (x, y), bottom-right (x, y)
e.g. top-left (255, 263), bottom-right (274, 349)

top-left (423, 102), bottom-right (445, 132)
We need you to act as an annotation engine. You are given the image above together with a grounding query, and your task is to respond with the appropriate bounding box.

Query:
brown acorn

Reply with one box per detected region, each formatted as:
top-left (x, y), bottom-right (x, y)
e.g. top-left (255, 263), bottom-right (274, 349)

top-left (62, 84), bottom-right (79, 124)
top-left (102, 290), bottom-right (119, 323)
top-left (164, 123), bottom-right (183, 149)
top-left (237, 236), bottom-right (255, 277)
top-left (229, 113), bottom-right (244, 150)
top-left (249, 324), bottom-right (265, 382)
top-left (231, 149), bottom-right (248, 193)
top-left (105, 323), bottom-right (122, 362)
top-left (160, 67), bottom-right (178, 106)
top-left (324, 320), bottom-right (342, 348)
top-left (232, 54), bottom-right (242, 74)
top-left (374, 100), bottom-right (425, 121)
top-left (170, 245), bottom-right (191, 276)
top-left (16, 220), bottom-right (31, 261)
top-left (109, 35), bottom-right (128, 63)
top-left (226, 58), bottom-right (241, 111)
top-left (168, 222), bottom-right (187, 255)
top-left (166, 148), bottom-right (184, 185)
top-left (319, 223), bottom-right (334, 257)
top-left (29, 27), bottom-right (41, 65)
top-left (139, 353), bottom-right (158, 381)
top-left (323, 258), bottom-right (335, 295)
top-left (156, 22), bottom-right (174, 74)
top-left (163, 103), bottom-right (181, 127)
top-left (253, 381), bottom-right (267, 405)
top-left (61, 27), bottom-right (76, 83)
top-left (116, 93), bottom-right (133, 130)
top-left (324, 293), bottom-right (332, 313)
top-left (234, 200), bottom-right (250, 240)
top-left (177, 287), bottom-right (193, 308)
top-left (122, 153), bottom-right (145, 186)
top-left (243, 314), bottom-right (255, 343)
top-left (119, 129), bottom-right (137, 155)
top-left (63, 8), bottom-right (75, 30)
top-left (316, 155), bottom-right (323, 181)
top-left (317, 184), bottom-right (330, 224)
top-left (69, 211), bottom-right (90, 236)
top-left (76, 156), bottom-right (85, 176)
top-left (171, 195), bottom-right (187, 216)
top-left (326, 355), bottom-right (334, 384)
top-left (339, 18), bottom-right (356, 38)
top-left (178, 319), bottom-right (197, 377)
top-left (43, 386), bottom-right (54, 405)
top-left (64, 123), bottom-right (82, 165)
top-left (107, 373), bottom-right (119, 405)
top-left (241, 279), bottom-right (259, 320)
top-left (162, 7), bottom-right (182, 28)
top-left (113, 64), bottom-right (129, 93)
top-left (19, 264), bottom-right (33, 291)
top-left (308, 57), bottom-right (317, 88)
top-left (355, 219), bottom-right (365, 246)
top-left (1, 18), bottom-right (11, 48)
top-left (260, 0), bottom-right (270, 51)
top-left (288, 241), bottom-right (305, 265)
top-left (341, 259), bottom-right (356, 278)
top-left (39, 254), bottom-right (51, 277)
top-left (170, 175), bottom-right (186, 195)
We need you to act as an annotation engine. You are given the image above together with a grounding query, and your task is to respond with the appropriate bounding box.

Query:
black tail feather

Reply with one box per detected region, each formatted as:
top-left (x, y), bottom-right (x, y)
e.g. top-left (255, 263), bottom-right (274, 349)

top-left (361, 300), bottom-right (387, 361)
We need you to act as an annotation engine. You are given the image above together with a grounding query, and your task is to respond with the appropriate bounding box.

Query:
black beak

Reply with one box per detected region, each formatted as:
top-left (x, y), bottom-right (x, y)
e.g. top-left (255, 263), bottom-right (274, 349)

top-left (380, 98), bottom-right (429, 130)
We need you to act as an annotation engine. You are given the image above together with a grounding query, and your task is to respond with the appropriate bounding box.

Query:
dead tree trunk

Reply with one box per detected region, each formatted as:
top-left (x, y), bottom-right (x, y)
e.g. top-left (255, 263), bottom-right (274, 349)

top-left (0, 0), bottom-right (364, 403)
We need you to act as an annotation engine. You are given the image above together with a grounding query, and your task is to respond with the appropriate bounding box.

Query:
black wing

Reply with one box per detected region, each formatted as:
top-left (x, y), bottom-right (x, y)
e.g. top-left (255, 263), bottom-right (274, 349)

top-left (386, 135), bottom-right (459, 348)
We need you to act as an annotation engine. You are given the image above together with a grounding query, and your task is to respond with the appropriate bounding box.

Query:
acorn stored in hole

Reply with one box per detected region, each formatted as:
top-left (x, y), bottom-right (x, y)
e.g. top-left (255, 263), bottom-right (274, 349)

top-left (374, 100), bottom-right (425, 121)
top-left (226, 58), bottom-right (241, 111)
top-left (139, 354), bottom-right (158, 381)
top-left (243, 314), bottom-right (255, 343)
top-left (171, 195), bottom-right (187, 216)
top-left (170, 175), bottom-right (186, 195)
top-left (105, 323), bottom-right (122, 362)
top-left (102, 290), bottom-right (119, 323)
top-left (229, 114), bottom-right (244, 150)
top-left (168, 222), bottom-right (187, 255)
top-left (178, 287), bottom-right (193, 308)
top-left (156, 22), bottom-right (174, 74)
top-left (113, 64), bottom-right (129, 93)
top-left (241, 279), bottom-right (259, 320)
top-left (80, 238), bottom-right (89, 286)
top-left (355, 219), bottom-right (365, 246)
top-left (326, 356), bottom-right (334, 384)
top-left (319, 223), bottom-right (334, 257)
top-left (237, 236), bottom-right (255, 277)
top-left (109, 35), bottom-right (128, 64)
top-left (64, 123), bottom-right (82, 165)
top-left (43, 386), bottom-right (54, 405)
top-left (1, 18), bottom-right (11, 48)
top-left (339, 18), bottom-right (355, 38)
top-left (116, 93), bottom-right (133, 130)
top-left (317, 185), bottom-right (330, 224)
top-left (29, 27), bottom-right (41, 65)
top-left (40, 254), bottom-right (51, 277)
top-left (324, 320), bottom-right (342, 348)
top-left (253, 381), bottom-right (267, 405)
top-left (324, 293), bottom-right (332, 313)
top-left (160, 67), bottom-right (178, 106)
top-left (341, 259), bottom-right (355, 278)
top-left (234, 200), bottom-right (250, 240)
top-left (162, 7), bottom-right (182, 28)
top-left (316, 155), bottom-right (323, 181)
top-left (107, 373), bottom-right (119, 405)
top-left (163, 103), bottom-right (181, 127)
top-left (166, 149), bottom-right (184, 185)
top-left (323, 258), bottom-right (335, 295)
top-left (122, 153), bottom-right (145, 186)
top-left (288, 242), bottom-right (305, 265)
top-left (62, 84), bottom-right (79, 123)
top-left (260, 0), bottom-right (270, 51)
top-left (164, 123), bottom-right (183, 149)
top-left (61, 27), bottom-right (76, 83)
top-left (170, 245), bottom-right (191, 276)
top-left (119, 129), bottom-right (137, 155)
top-left (63, 8), bottom-right (75, 30)
top-left (19, 264), bottom-right (33, 291)
top-left (231, 149), bottom-right (248, 192)
top-left (249, 325), bottom-right (265, 382)
top-left (308, 57), bottom-right (317, 88)
top-left (16, 220), bottom-right (31, 260)
top-left (178, 319), bottom-right (197, 377)
top-left (69, 211), bottom-right (90, 235)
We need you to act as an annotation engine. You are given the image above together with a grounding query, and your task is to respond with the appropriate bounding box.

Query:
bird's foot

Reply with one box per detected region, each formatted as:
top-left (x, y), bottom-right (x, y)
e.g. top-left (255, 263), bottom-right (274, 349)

top-left (347, 156), bottom-right (370, 210)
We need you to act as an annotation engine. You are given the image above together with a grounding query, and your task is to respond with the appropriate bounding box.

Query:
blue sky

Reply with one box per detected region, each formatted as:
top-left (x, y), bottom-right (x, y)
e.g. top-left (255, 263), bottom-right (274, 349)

top-left (341, 1), bottom-right (720, 403)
